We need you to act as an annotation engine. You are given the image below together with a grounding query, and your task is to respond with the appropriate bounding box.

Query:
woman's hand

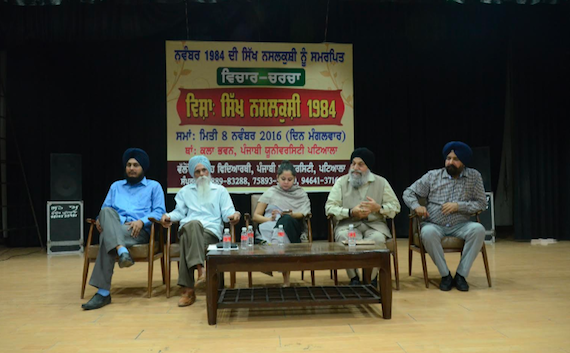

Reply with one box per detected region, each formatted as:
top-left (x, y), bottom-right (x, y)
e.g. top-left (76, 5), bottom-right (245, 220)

top-left (271, 209), bottom-right (282, 221)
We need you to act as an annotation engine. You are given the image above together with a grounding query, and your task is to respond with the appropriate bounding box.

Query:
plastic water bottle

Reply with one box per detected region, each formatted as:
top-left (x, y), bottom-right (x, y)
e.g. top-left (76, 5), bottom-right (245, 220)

top-left (277, 224), bottom-right (285, 246)
top-left (223, 228), bottom-right (231, 250)
top-left (348, 224), bottom-right (356, 247)
top-left (247, 225), bottom-right (254, 247)
top-left (240, 227), bottom-right (248, 249)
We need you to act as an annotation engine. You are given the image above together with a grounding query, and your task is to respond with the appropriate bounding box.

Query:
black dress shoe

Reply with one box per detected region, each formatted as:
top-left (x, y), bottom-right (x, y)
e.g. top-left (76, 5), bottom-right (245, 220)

top-left (118, 252), bottom-right (134, 268)
top-left (81, 293), bottom-right (111, 310)
top-left (440, 273), bottom-right (453, 291)
top-left (349, 276), bottom-right (361, 286)
top-left (454, 273), bottom-right (470, 291)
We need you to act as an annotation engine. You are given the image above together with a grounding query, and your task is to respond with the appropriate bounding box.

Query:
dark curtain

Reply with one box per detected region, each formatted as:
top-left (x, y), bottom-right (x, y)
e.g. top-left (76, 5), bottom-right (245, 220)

top-left (509, 8), bottom-right (570, 241)
top-left (1, 1), bottom-right (568, 246)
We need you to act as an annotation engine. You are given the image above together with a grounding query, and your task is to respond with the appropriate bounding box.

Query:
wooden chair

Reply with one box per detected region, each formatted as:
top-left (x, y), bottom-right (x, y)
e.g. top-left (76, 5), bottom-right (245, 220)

top-left (408, 199), bottom-right (492, 288)
top-left (327, 214), bottom-right (400, 290)
top-left (156, 219), bottom-right (236, 298)
top-left (243, 193), bottom-right (315, 287)
top-left (80, 217), bottom-right (165, 299)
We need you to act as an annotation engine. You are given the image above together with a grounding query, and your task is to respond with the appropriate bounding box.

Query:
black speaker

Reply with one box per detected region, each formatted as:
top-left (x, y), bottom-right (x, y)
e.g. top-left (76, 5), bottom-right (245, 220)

top-left (50, 154), bottom-right (82, 200)
top-left (470, 147), bottom-right (491, 192)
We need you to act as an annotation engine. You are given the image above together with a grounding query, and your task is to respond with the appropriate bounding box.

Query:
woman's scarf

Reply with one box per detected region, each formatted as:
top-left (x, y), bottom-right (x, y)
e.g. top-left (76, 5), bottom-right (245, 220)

top-left (258, 185), bottom-right (311, 215)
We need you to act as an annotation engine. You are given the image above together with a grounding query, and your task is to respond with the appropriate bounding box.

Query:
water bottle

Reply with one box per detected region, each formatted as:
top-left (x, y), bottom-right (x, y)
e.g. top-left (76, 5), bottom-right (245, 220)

top-left (348, 224), bottom-right (356, 247)
top-left (223, 228), bottom-right (231, 250)
top-left (277, 224), bottom-right (285, 246)
top-left (240, 227), bottom-right (248, 249)
top-left (247, 225), bottom-right (254, 247)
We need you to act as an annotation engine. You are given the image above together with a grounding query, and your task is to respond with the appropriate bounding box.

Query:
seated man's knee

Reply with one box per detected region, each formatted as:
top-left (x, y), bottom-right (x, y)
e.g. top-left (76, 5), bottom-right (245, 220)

top-left (420, 225), bottom-right (440, 242)
top-left (334, 228), bottom-right (348, 242)
top-left (469, 222), bottom-right (486, 238)
top-left (367, 231), bottom-right (387, 245)
top-left (99, 207), bottom-right (114, 217)
top-left (179, 220), bottom-right (204, 239)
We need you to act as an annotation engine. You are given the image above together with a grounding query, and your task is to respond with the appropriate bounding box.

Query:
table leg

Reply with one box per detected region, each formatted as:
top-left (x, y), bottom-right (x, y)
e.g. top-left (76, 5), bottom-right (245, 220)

top-left (206, 259), bottom-right (218, 325)
top-left (378, 252), bottom-right (392, 319)
top-left (219, 271), bottom-right (225, 289)
top-left (362, 268), bottom-right (372, 284)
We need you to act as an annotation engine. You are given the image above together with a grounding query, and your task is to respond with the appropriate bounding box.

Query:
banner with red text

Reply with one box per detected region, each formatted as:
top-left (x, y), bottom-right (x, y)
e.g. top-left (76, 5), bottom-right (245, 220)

top-left (166, 41), bottom-right (354, 193)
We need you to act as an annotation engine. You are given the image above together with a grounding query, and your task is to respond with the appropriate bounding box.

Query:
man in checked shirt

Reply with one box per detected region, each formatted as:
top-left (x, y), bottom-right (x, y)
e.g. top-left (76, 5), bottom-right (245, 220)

top-left (403, 141), bottom-right (486, 291)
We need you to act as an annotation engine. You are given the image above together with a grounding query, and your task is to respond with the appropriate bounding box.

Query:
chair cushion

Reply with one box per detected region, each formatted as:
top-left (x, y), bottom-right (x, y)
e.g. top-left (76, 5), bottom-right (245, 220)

top-left (413, 230), bottom-right (465, 249)
top-left (385, 237), bottom-right (396, 252)
top-left (441, 237), bottom-right (465, 249)
top-left (169, 243), bottom-right (180, 258)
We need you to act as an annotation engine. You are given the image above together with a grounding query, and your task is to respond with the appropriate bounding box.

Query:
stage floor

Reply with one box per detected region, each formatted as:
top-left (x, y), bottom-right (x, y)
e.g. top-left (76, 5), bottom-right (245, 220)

top-left (0, 239), bottom-right (569, 353)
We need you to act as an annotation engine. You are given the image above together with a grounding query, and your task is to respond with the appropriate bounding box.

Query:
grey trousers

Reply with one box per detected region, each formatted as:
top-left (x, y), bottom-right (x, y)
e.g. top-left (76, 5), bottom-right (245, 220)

top-left (177, 220), bottom-right (219, 288)
top-left (420, 221), bottom-right (485, 277)
top-left (89, 207), bottom-right (149, 291)
top-left (334, 222), bottom-right (388, 280)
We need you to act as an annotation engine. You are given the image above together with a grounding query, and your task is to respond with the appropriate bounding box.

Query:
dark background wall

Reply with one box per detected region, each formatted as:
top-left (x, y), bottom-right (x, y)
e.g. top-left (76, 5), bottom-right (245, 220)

top-left (1, 1), bottom-right (569, 246)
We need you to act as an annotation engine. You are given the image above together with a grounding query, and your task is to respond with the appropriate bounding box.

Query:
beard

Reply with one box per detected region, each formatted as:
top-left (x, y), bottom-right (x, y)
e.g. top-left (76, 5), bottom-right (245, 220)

top-left (446, 164), bottom-right (463, 177)
top-left (126, 173), bottom-right (144, 185)
top-left (196, 175), bottom-right (212, 204)
top-left (349, 169), bottom-right (369, 189)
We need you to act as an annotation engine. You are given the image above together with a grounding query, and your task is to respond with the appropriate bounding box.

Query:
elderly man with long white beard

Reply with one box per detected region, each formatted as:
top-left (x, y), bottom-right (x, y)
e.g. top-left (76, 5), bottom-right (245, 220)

top-left (161, 155), bottom-right (241, 307)
top-left (325, 147), bottom-right (401, 286)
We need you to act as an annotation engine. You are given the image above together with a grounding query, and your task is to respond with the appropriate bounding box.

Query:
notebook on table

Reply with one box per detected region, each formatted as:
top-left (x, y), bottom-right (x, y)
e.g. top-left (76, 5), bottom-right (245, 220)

top-left (341, 240), bottom-right (376, 245)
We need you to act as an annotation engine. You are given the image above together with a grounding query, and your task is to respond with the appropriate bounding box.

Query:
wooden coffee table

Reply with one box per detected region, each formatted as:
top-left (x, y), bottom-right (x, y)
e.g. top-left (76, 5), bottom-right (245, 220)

top-left (206, 242), bottom-right (392, 325)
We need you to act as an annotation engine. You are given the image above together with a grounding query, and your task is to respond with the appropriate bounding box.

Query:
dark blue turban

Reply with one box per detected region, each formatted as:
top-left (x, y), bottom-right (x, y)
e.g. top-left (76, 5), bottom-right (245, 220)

top-left (122, 148), bottom-right (150, 172)
top-left (442, 141), bottom-right (472, 165)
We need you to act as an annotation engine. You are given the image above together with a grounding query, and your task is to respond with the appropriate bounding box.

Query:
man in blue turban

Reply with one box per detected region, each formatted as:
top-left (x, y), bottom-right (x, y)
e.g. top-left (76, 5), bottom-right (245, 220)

top-left (403, 141), bottom-right (486, 291)
top-left (161, 155), bottom-right (241, 307)
top-left (82, 148), bottom-right (165, 310)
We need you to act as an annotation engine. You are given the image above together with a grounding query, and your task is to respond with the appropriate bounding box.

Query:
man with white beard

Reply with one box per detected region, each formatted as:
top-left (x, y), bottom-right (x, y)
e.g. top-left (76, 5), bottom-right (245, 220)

top-left (325, 147), bottom-right (401, 286)
top-left (161, 155), bottom-right (241, 307)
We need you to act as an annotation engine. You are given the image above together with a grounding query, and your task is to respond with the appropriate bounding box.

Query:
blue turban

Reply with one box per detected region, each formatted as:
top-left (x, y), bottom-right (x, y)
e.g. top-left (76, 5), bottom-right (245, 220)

top-left (188, 155), bottom-right (212, 178)
top-left (122, 148), bottom-right (150, 171)
top-left (442, 141), bottom-right (472, 165)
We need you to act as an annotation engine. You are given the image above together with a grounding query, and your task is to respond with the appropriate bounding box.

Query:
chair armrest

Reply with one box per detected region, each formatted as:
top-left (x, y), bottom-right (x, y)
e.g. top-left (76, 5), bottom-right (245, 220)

top-left (85, 218), bottom-right (98, 246)
top-left (326, 214), bottom-right (335, 243)
top-left (408, 211), bottom-right (419, 219)
top-left (243, 213), bottom-right (252, 229)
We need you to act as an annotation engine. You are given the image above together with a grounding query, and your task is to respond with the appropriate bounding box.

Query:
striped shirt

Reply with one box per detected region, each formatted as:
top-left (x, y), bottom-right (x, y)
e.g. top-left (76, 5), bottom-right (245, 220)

top-left (402, 167), bottom-right (486, 227)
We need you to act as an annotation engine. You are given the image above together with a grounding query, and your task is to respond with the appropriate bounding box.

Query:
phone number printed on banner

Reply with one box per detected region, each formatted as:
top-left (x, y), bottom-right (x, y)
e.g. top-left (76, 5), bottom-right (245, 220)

top-left (212, 177), bottom-right (250, 186)
top-left (301, 176), bottom-right (339, 186)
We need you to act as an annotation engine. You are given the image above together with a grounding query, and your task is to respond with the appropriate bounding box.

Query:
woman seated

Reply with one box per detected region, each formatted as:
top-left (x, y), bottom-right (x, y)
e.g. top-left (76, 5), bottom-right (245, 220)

top-left (253, 160), bottom-right (311, 286)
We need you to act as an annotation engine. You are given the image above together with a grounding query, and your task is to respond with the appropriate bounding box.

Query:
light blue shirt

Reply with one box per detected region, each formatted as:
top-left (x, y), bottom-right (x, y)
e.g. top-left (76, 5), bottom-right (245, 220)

top-left (167, 182), bottom-right (236, 240)
top-left (101, 177), bottom-right (166, 235)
